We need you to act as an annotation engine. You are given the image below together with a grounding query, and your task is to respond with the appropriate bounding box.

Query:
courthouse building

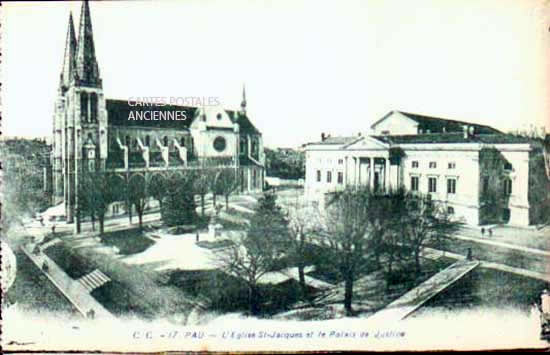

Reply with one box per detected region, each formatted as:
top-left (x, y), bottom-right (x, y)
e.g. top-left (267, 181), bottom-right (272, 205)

top-left (305, 110), bottom-right (550, 226)
top-left (48, 0), bottom-right (265, 223)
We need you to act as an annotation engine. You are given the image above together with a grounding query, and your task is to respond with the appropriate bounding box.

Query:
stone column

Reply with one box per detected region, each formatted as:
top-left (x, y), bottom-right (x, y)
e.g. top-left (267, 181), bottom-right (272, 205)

top-left (369, 157), bottom-right (374, 190)
top-left (385, 157), bottom-right (390, 192)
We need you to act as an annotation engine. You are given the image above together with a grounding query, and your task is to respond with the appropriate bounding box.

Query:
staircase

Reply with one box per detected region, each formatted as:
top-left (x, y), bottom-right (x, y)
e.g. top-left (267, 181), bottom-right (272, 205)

top-left (77, 269), bottom-right (111, 292)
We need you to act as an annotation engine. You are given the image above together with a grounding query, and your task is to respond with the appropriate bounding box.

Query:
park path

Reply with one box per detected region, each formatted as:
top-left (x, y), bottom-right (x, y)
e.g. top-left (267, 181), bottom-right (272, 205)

top-left (451, 233), bottom-right (550, 257)
top-left (367, 260), bottom-right (480, 322)
top-left (20, 244), bottom-right (115, 320)
top-left (257, 266), bottom-right (334, 289)
top-left (422, 247), bottom-right (550, 282)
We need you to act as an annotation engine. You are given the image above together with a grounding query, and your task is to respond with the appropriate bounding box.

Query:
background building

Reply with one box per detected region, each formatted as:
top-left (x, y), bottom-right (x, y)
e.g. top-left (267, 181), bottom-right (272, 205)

top-left (305, 111), bottom-right (550, 226)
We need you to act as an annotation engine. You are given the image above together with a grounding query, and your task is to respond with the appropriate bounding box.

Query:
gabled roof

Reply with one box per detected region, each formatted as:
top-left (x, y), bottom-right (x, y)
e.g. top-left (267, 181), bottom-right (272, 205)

top-left (228, 110), bottom-right (261, 135)
top-left (372, 110), bottom-right (501, 134)
top-left (373, 133), bottom-right (531, 145)
top-left (309, 136), bottom-right (360, 145)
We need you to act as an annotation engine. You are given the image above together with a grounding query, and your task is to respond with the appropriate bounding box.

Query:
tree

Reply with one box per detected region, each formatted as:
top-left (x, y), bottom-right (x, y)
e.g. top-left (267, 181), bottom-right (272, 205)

top-left (1, 138), bottom-right (50, 235)
top-left (193, 169), bottom-right (212, 217)
top-left (215, 192), bottom-right (288, 315)
top-left (149, 173), bottom-right (168, 212)
top-left (401, 193), bottom-right (461, 275)
top-left (161, 172), bottom-right (198, 227)
top-left (210, 169), bottom-right (223, 208)
top-left (283, 197), bottom-right (323, 292)
top-left (216, 168), bottom-right (239, 210)
top-left (320, 186), bottom-right (377, 316)
top-left (128, 175), bottom-right (148, 228)
top-left (365, 189), bottom-right (406, 272)
top-left (78, 172), bottom-right (117, 234)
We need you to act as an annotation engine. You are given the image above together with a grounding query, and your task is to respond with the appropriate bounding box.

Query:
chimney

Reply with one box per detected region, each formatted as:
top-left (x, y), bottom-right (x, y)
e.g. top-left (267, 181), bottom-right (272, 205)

top-left (321, 133), bottom-right (326, 141)
top-left (463, 125), bottom-right (469, 139)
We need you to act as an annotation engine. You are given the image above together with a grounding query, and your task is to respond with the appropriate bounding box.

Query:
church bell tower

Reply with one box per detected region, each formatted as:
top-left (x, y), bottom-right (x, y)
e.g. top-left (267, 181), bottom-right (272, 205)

top-left (52, 0), bottom-right (107, 229)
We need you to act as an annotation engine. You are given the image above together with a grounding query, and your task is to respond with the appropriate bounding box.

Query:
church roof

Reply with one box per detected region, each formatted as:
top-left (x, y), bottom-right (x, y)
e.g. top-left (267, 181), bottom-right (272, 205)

top-left (229, 110), bottom-right (261, 135)
top-left (106, 99), bottom-right (261, 135)
top-left (106, 99), bottom-right (197, 129)
top-left (372, 110), bottom-right (501, 134)
top-left (373, 133), bottom-right (532, 145)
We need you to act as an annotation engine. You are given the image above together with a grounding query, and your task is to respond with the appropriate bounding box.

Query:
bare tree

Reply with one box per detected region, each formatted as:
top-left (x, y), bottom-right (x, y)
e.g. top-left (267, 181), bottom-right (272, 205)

top-left (320, 186), bottom-right (377, 316)
top-left (128, 175), bottom-right (148, 228)
top-left (401, 193), bottom-right (461, 275)
top-left (80, 171), bottom-right (116, 234)
top-left (210, 169), bottom-right (223, 208)
top-left (193, 169), bottom-right (212, 217)
top-left (284, 196), bottom-right (323, 291)
top-left (216, 168), bottom-right (240, 210)
top-left (215, 192), bottom-right (288, 315)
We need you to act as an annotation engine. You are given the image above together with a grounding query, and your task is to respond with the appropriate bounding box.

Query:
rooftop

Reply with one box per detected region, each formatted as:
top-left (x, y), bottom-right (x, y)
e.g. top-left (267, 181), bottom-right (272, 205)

top-left (373, 133), bottom-right (532, 145)
top-left (373, 110), bottom-right (502, 135)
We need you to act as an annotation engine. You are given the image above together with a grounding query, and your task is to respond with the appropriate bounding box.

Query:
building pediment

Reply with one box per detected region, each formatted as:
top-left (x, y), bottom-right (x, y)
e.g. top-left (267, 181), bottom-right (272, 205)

top-left (343, 136), bottom-right (389, 151)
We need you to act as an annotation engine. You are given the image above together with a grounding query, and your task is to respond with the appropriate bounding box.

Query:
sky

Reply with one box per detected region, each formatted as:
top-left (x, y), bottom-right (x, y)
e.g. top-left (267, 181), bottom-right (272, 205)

top-left (3, 0), bottom-right (550, 148)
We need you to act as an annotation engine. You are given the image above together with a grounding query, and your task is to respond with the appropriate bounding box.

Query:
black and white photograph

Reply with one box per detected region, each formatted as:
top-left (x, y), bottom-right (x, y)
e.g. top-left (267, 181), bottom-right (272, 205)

top-left (2, 0), bottom-right (550, 352)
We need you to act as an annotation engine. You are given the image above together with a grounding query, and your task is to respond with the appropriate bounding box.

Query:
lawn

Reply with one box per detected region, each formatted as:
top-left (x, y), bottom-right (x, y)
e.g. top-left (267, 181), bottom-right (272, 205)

top-left (99, 227), bottom-right (155, 255)
top-left (419, 267), bottom-right (548, 313)
top-left (43, 242), bottom-right (97, 279)
top-left (90, 280), bottom-right (156, 320)
top-left (196, 239), bottom-right (235, 250)
top-left (5, 251), bottom-right (78, 315)
top-left (160, 269), bottom-right (316, 316)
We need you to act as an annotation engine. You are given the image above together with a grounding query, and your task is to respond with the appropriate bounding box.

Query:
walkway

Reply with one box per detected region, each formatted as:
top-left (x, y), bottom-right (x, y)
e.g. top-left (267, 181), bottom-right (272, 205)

top-left (21, 244), bottom-right (115, 319)
top-left (257, 266), bottom-right (334, 289)
top-left (422, 247), bottom-right (550, 282)
top-left (367, 260), bottom-right (480, 322)
top-left (452, 233), bottom-right (550, 257)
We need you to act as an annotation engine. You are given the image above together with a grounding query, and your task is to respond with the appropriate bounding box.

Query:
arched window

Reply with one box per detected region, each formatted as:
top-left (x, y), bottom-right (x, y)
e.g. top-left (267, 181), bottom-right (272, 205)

top-left (125, 135), bottom-right (131, 147)
top-left (503, 178), bottom-right (512, 195)
top-left (163, 136), bottom-right (169, 147)
top-left (80, 92), bottom-right (89, 122)
top-left (90, 92), bottom-right (98, 122)
top-left (145, 135), bottom-right (150, 147)
top-left (240, 137), bottom-right (247, 155)
top-left (251, 139), bottom-right (258, 158)
top-left (181, 136), bottom-right (186, 147)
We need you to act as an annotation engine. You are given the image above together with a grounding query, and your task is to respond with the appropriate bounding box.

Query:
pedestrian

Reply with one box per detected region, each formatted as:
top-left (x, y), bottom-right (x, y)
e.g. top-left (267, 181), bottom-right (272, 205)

top-left (87, 309), bottom-right (95, 319)
top-left (481, 227), bottom-right (485, 237)
top-left (51, 224), bottom-right (56, 235)
top-left (196, 232), bottom-right (199, 242)
top-left (488, 228), bottom-right (493, 238)
top-left (466, 247), bottom-right (473, 260)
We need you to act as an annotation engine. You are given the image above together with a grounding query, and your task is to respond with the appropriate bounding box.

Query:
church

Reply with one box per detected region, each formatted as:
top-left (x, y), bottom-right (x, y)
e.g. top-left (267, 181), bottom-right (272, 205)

top-left (48, 0), bottom-right (265, 224)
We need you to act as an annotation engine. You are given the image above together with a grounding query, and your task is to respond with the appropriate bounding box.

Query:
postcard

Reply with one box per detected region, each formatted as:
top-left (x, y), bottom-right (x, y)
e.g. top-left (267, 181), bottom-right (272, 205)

top-left (2, 0), bottom-right (550, 352)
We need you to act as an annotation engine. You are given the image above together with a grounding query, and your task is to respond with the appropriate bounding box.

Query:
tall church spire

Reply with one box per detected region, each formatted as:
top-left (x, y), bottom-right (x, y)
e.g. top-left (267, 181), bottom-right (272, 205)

top-left (240, 84), bottom-right (247, 115)
top-left (75, 0), bottom-right (101, 87)
top-left (59, 12), bottom-right (77, 91)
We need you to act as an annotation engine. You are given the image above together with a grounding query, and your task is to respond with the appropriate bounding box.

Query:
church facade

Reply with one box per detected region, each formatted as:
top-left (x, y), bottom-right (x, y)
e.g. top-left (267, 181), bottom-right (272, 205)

top-left (49, 0), bottom-right (265, 224)
top-left (305, 111), bottom-right (550, 226)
